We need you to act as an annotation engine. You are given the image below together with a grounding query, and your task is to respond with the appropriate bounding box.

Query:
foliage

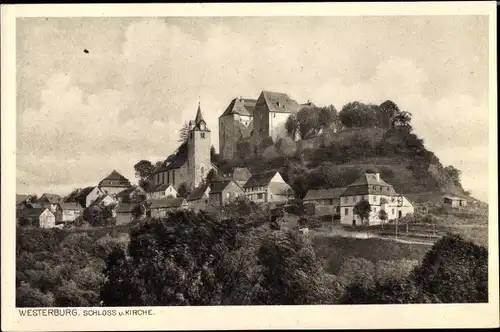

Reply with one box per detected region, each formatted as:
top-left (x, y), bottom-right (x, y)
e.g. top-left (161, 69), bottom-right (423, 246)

top-left (378, 209), bottom-right (388, 223)
top-left (286, 106), bottom-right (337, 140)
top-left (253, 230), bottom-right (333, 304)
top-left (178, 121), bottom-right (190, 143)
top-left (133, 160), bottom-right (155, 180)
top-left (339, 102), bottom-right (380, 128)
top-left (337, 234), bottom-right (488, 304)
top-left (177, 183), bottom-right (190, 198)
top-left (353, 200), bottom-right (371, 224)
top-left (16, 227), bottom-right (131, 307)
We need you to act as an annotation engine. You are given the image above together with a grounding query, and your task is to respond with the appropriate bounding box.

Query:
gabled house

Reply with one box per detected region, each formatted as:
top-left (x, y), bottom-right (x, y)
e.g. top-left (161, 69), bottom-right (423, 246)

top-left (17, 208), bottom-right (56, 228)
top-left (208, 180), bottom-right (244, 207)
top-left (340, 172), bottom-right (414, 226)
top-left (116, 186), bottom-right (147, 203)
top-left (56, 202), bottom-right (84, 223)
top-left (98, 170), bottom-right (132, 196)
top-left (64, 186), bottom-right (104, 208)
top-left (150, 197), bottom-right (189, 218)
top-left (16, 194), bottom-right (40, 210)
top-left (443, 195), bottom-right (468, 208)
top-left (146, 184), bottom-right (178, 200)
top-left (37, 193), bottom-right (61, 213)
top-left (303, 187), bottom-right (346, 217)
top-left (243, 170), bottom-right (295, 204)
top-left (186, 183), bottom-right (210, 211)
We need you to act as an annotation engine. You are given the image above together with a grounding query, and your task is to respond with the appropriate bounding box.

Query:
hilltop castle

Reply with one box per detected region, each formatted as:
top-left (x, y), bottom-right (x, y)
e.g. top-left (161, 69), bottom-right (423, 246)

top-left (218, 90), bottom-right (314, 160)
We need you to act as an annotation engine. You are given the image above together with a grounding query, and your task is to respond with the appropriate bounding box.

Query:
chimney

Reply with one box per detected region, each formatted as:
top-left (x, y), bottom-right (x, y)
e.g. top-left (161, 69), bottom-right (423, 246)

top-left (375, 173), bottom-right (380, 182)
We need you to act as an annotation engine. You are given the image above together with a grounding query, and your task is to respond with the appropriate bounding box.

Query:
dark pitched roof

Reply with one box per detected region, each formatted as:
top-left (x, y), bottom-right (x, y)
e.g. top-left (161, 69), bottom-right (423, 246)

top-left (101, 170), bottom-right (129, 182)
top-left (154, 143), bottom-right (188, 174)
top-left (63, 186), bottom-right (99, 207)
top-left (243, 171), bottom-right (279, 189)
top-left (260, 91), bottom-right (301, 114)
top-left (16, 194), bottom-right (29, 205)
top-left (304, 188), bottom-right (347, 201)
top-left (150, 197), bottom-right (187, 209)
top-left (341, 173), bottom-right (398, 196)
top-left (209, 180), bottom-right (240, 194)
top-left (232, 167), bottom-right (252, 182)
top-left (59, 202), bottom-right (84, 211)
top-left (17, 207), bottom-right (46, 219)
top-left (116, 187), bottom-right (135, 197)
top-left (91, 195), bottom-right (115, 207)
top-left (39, 193), bottom-right (61, 204)
top-left (187, 184), bottom-right (209, 201)
top-left (220, 97), bottom-right (258, 117)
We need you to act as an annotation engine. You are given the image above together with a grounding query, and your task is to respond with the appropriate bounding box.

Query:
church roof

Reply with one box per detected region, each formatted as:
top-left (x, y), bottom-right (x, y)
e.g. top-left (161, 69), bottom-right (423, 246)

top-left (260, 91), bottom-right (301, 114)
top-left (193, 103), bottom-right (210, 131)
top-left (220, 97), bottom-right (257, 117)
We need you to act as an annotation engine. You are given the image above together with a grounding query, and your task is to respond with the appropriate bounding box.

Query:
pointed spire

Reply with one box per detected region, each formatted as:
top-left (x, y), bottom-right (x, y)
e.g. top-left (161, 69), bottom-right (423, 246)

top-left (195, 99), bottom-right (204, 124)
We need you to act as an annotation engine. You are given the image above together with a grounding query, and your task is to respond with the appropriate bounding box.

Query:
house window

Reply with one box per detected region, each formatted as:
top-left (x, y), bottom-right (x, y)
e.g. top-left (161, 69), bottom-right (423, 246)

top-left (345, 208), bottom-right (348, 215)
top-left (190, 132), bottom-right (193, 139)
top-left (392, 208), bottom-right (395, 215)
top-left (372, 196), bottom-right (376, 203)
top-left (257, 193), bottom-right (263, 199)
top-left (201, 132), bottom-right (205, 139)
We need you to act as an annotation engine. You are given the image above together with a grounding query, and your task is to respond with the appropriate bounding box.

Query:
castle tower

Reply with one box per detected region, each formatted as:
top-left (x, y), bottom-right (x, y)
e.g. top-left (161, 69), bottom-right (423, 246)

top-left (187, 102), bottom-right (211, 190)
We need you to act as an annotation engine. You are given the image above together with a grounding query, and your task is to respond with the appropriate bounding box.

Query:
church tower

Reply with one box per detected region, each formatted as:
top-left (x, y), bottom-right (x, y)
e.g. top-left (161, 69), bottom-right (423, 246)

top-left (187, 102), bottom-right (211, 190)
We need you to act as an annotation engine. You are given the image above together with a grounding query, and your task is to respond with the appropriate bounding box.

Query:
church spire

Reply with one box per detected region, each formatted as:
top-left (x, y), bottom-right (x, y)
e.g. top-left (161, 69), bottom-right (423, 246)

top-left (195, 99), bottom-right (204, 125)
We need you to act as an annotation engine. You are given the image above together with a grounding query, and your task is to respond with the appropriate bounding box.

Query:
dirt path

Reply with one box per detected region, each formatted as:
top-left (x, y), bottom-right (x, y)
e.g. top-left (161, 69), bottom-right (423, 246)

top-left (314, 228), bottom-right (436, 245)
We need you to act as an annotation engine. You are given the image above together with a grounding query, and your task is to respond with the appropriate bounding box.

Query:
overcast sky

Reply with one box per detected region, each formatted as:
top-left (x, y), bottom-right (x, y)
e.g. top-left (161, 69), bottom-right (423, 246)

top-left (16, 16), bottom-right (490, 201)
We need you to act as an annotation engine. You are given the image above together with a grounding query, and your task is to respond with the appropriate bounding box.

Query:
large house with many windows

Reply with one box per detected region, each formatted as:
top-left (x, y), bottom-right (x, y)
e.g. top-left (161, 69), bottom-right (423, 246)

top-left (340, 172), bottom-right (414, 226)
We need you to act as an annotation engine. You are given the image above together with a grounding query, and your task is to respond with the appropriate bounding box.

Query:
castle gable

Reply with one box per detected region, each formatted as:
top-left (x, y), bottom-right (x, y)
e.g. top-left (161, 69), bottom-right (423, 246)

top-left (261, 90), bottom-right (301, 114)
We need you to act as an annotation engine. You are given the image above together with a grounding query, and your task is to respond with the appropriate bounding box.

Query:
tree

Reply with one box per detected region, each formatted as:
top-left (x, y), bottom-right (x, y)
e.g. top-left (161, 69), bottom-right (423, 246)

top-left (353, 200), bottom-right (371, 225)
top-left (443, 166), bottom-right (461, 186)
top-left (178, 121), bottom-right (190, 143)
top-left (379, 100), bottom-right (400, 128)
top-left (339, 102), bottom-right (379, 128)
top-left (410, 234), bottom-right (488, 303)
top-left (285, 114), bottom-right (299, 140)
top-left (177, 183), bottom-right (190, 198)
top-left (378, 209), bottom-right (388, 229)
top-left (133, 160), bottom-right (154, 180)
top-left (392, 111), bottom-right (412, 129)
top-left (210, 146), bottom-right (220, 164)
top-left (253, 230), bottom-right (333, 304)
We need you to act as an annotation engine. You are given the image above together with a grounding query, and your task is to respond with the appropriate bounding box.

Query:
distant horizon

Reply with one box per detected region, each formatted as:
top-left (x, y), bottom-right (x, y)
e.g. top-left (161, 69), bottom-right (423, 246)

top-left (16, 16), bottom-right (490, 202)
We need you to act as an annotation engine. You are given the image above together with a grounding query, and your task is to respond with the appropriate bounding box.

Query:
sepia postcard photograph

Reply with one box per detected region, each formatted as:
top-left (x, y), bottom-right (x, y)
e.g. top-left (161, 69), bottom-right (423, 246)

top-left (1, 2), bottom-right (499, 331)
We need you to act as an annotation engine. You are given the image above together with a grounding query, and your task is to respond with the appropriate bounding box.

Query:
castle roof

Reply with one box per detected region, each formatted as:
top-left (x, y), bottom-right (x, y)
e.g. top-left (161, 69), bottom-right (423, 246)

top-left (260, 91), bottom-right (301, 114)
top-left (220, 97), bottom-right (258, 117)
